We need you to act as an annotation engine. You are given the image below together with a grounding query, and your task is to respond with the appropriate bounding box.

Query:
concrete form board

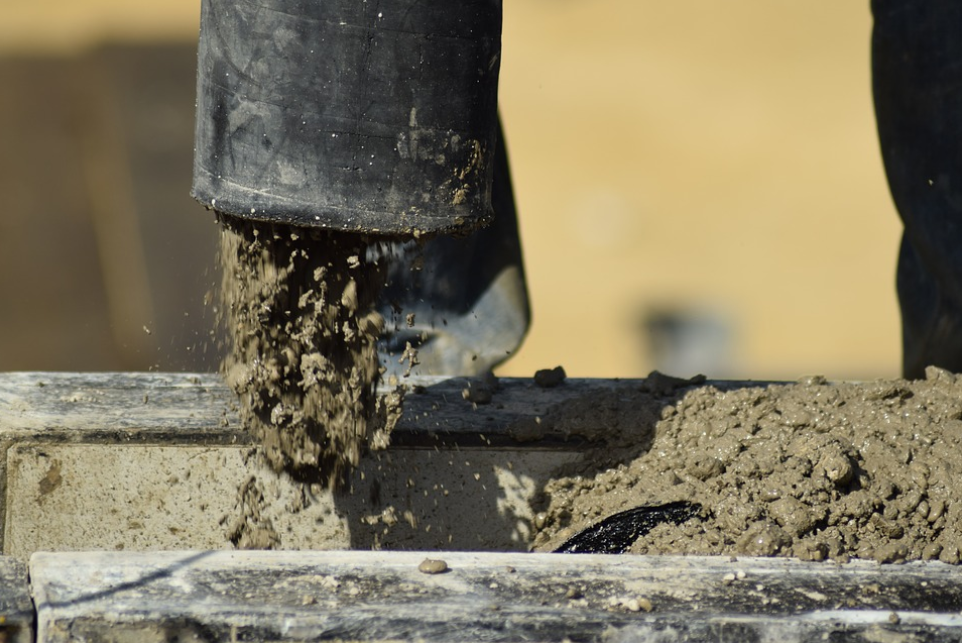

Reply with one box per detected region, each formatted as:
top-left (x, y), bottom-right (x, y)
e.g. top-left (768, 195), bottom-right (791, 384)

top-left (0, 372), bottom-right (246, 558)
top-left (5, 443), bottom-right (576, 558)
top-left (29, 550), bottom-right (962, 642)
top-left (0, 372), bottom-right (589, 558)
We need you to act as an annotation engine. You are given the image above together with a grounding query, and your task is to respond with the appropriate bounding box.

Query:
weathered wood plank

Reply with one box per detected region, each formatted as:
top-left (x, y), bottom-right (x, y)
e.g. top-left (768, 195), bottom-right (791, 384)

top-left (0, 372), bottom-right (244, 441)
top-left (0, 371), bottom-right (728, 444)
top-left (0, 556), bottom-right (34, 643)
top-left (30, 550), bottom-right (962, 642)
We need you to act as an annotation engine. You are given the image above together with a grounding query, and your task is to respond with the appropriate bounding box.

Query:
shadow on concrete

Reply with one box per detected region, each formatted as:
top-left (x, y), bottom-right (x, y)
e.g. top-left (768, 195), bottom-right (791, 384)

top-left (328, 374), bottom-right (726, 552)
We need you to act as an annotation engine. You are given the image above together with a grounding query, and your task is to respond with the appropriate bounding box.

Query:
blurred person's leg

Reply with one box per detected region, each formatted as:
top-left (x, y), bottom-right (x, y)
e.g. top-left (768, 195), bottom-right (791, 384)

top-left (873, 0), bottom-right (962, 378)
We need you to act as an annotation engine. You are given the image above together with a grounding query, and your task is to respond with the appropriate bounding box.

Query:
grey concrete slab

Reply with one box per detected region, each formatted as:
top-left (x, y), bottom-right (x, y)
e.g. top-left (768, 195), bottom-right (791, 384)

top-left (3, 372), bottom-right (650, 558)
top-left (30, 550), bottom-right (962, 642)
top-left (0, 372), bottom-right (245, 556)
top-left (0, 556), bottom-right (33, 643)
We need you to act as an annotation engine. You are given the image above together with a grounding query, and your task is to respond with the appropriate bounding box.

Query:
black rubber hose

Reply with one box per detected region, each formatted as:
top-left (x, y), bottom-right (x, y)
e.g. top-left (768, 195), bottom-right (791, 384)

top-left (554, 502), bottom-right (704, 555)
top-left (193, 0), bottom-right (502, 235)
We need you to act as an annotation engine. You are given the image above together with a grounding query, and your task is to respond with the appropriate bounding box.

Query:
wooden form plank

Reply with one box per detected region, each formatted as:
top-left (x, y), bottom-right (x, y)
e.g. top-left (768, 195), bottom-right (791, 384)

top-left (0, 370), bottom-right (674, 444)
top-left (0, 556), bottom-right (34, 643)
top-left (30, 550), bottom-right (962, 642)
top-left (0, 372), bottom-right (243, 440)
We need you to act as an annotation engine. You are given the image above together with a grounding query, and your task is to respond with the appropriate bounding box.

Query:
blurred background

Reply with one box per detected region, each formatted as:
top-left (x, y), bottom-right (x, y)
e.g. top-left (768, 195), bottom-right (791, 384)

top-left (0, 1), bottom-right (902, 380)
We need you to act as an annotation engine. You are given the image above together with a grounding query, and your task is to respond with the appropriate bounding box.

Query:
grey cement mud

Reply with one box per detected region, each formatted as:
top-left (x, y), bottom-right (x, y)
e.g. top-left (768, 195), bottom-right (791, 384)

top-left (531, 367), bottom-right (962, 564)
top-left (217, 215), bottom-right (402, 488)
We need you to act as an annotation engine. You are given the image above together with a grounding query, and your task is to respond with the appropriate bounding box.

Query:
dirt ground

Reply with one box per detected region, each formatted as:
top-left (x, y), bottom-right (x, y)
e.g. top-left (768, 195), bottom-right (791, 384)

top-left (531, 368), bottom-right (962, 564)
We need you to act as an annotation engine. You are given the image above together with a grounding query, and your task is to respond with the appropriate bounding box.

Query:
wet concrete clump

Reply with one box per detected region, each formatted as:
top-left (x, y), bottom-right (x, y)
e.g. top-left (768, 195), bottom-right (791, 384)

top-left (218, 214), bottom-right (402, 486)
top-left (533, 367), bottom-right (962, 564)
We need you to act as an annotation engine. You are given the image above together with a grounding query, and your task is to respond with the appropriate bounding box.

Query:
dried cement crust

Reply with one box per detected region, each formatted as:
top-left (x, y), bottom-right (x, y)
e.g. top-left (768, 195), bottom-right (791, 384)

top-left (532, 367), bottom-right (962, 564)
top-left (218, 214), bottom-right (401, 487)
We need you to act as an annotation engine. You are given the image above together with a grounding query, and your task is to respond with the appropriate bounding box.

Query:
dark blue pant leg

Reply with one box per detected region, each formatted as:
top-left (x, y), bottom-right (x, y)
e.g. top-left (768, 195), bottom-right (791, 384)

top-left (873, 0), bottom-right (962, 378)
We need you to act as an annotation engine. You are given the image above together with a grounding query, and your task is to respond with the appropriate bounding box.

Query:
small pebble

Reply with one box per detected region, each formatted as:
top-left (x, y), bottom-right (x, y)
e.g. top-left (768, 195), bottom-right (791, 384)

top-left (534, 512), bottom-right (549, 530)
top-left (609, 596), bottom-right (652, 613)
top-left (534, 366), bottom-right (566, 388)
top-left (462, 383), bottom-right (494, 405)
top-left (418, 558), bottom-right (449, 574)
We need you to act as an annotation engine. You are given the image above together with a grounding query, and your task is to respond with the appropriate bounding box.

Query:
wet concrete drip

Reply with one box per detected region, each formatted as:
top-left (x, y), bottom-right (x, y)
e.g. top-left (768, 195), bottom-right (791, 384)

top-left (217, 214), bottom-right (402, 489)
